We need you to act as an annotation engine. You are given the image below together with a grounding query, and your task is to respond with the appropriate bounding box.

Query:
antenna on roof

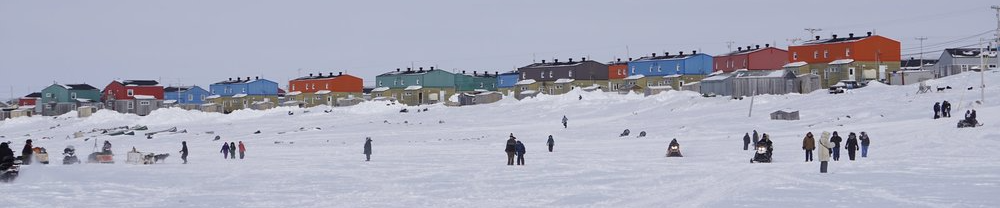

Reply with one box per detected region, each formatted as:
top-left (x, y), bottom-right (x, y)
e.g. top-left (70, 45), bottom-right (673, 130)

top-left (804, 28), bottom-right (823, 37)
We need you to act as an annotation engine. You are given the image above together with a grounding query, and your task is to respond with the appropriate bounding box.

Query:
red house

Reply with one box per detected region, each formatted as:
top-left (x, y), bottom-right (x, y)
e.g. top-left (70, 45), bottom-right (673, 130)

top-left (713, 44), bottom-right (789, 73)
top-left (101, 80), bottom-right (166, 115)
top-left (18, 92), bottom-right (41, 106)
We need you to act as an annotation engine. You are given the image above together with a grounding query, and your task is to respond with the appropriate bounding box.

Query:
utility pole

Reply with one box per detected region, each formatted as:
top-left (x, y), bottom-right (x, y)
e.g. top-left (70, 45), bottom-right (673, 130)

top-left (726, 41), bottom-right (735, 52)
top-left (805, 28), bottom-right (823, 38)
top-left (981, 38), bottom-right (987, 104)
top-left (916, 37), bottom-right (928, 67)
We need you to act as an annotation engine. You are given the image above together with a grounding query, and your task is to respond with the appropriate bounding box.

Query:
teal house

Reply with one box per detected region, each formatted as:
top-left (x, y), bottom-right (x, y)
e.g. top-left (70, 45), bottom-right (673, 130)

top-left (37, 83), bottom-right (102, 116)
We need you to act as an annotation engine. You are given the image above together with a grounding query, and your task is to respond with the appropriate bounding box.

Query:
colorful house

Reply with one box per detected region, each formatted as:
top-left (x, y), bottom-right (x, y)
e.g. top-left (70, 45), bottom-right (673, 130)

top-left (713, 44), bottom-right (788, 73)
top-left (787, 32), bottom-right (901, 87)
top-left (516, 58), bottom-right (609, 95)
top-left (207, 76), bottom-right (280, 113)
top-left (455, 70), bottom-right (499, 93)
top-left (607, 58), bottom-right (631, 92)
top-left (286, 72), bottom-right (363, 107)
top-left (627, 51), bottom-right (713, 90)
top-left (374, 67), bottom-right (458, 106)
top-left (37, 83), bottom-right (102, 116)
top-left (101, 80), bottom-right (165, 116)
top-left (18, 92), bottom-right (40, 106)
top-left (164, 86), bottom-right (210, 109)
top-left (496, 71), bottom-right (520, 96)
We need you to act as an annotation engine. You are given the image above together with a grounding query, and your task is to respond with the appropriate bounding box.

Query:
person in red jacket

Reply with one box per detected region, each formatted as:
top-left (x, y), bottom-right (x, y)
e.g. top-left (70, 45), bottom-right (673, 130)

top-left (237, 141), bottom-right (246, 159)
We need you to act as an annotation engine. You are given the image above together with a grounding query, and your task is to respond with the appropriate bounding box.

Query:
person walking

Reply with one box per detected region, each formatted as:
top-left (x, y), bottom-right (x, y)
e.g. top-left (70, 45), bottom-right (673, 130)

top-left (933, 102), bottom-right (941, 119)
top-left (363, 137), bottom-right (373, 161)
top-left (21, 139), bottom-right (33, 165)
top-left (752, 130), bottom-right (759, 146)
top-left (742, 133), bottom-right (751, 150)
top-left (220, 142), bottom-right (230, 159)
top-left (942, 101), bottom-right (951, 118)
top-left (179, 141), bottom-right (189, 164)
top-left (802, 132), bottom-right (816, 162)
top-left (546, 135), bottom-right (554, 152)
top-left (860, 132), bottom-right (871, 158)
top-left (845, 132), bottom-right (859, 161)
top-left (830, 131), bottom-right (843, 161)
top-left (237, 141), bottom-right (246, 159)
top-left (819, 131), bottom-right (833, 173)
top-left (229, 142), bottom-right (236, 159)
top-left (505, 134), bottom-right (517, 166)
top-left (561, 116), bottom-right (568, 128)
top-left (515, 141), bottom-right (526, 166)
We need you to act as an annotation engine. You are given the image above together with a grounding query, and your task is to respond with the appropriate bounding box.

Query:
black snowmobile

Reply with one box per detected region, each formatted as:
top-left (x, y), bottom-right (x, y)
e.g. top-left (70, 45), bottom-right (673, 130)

top-left (957, 118), bottom-right (981, 128)
top-left (63, 146), bottom-right (81, 165)
top-left (750, 143), bottom-right (772, 163)
top-left (1, 157), bottom-right (20, 182)
top-left (619, 129), bottom-right (630, 137)
top-left (666, 139), bottom-right (683, 157)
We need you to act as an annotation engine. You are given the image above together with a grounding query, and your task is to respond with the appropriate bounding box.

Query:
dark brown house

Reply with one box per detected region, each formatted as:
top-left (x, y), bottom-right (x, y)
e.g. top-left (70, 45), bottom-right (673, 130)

top-left (517, 58), bottom-right (610, 82)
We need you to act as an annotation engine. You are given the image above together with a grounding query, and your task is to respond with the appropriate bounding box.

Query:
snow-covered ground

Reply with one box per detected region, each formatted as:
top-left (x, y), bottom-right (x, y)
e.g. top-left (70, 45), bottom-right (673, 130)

top-left (2, 72), bottom-right (999, 207)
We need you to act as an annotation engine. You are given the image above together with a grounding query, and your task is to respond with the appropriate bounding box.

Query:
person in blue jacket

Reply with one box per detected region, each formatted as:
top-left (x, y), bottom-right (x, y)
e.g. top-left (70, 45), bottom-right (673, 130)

top-left (515, 141), bottom-right (526, 166)
top-left (220, 142), bottom-right (230, 159)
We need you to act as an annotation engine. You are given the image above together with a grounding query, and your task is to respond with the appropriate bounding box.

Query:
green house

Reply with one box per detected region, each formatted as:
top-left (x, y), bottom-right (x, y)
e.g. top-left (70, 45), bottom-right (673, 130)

top-left (37, 83), bottom-right (102, 116)
top-left (375, 67), bottom-right (459, 105)
top-left (454, 71), bottom-right (498, 92)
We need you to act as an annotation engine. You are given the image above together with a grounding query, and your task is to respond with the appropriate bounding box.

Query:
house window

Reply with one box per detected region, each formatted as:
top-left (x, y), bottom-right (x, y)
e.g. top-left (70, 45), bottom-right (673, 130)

top-left (375, 93), bottom-right (382, 97)
top-left (405, 92), bottom-right (412, 96)
top-left (139, 101), bottom-right (150, 106)
top-left (325, 84), bottom-right (329, 89)
top-left (845, 48), bottom-right (851, 57)
top-left (71, 92), bottom-right (77, 99)
top-left (480, 83), bottom-right (485, 88)
top-left (648, 66), bottom-right (653, 73)
top-left (242, 88), bottom-right (246, 93)
top-left (540, 71), bottom-right (543, 78)
top-left (556, 85), bottom-right (562, 89)
top-left (378, 81), bottom-right (383, 87)
top-left (127, 89), bottom-right (134, 96)
top-left (548, 71), bottom-right (553, 78)
top-left (823, 50), bottom-right (829, 58)
top-left (400, 79), bottom-right (405, 85)
top-left (243, 100), bottom-right (248, 106)
top-left (188, 94), bottom-right (194, 101)
top-left (492, 83), bottom-right (496, 88)
top-left (520, 86), bottom-right (527, 91)
top-left (813, 51), bottom-right (818, 59)
top-left (416, 79), bottom-right (420, 85)
top-left (715, 63), bottom-right (718, 69)
top-left (45, 93), bottom-right (52, 98)
top-left (793, 52), bottom-right (798, 60)
top-left (315, 95), bottom-right (321, 100)
top-left (657, 66), bottom-right (662, 72)
top-left (200, 95), bottom-right (206, 101)
top-left (393, 80), bottom-right (398, 85)
top-left (522, 73), bottom-right (526, 79)
top-left (568, 71), bottom-right (573, 77)
top-left (631, 66), bottom-right (635, 74)
top-left (127, 102), bottom-right (134, 109)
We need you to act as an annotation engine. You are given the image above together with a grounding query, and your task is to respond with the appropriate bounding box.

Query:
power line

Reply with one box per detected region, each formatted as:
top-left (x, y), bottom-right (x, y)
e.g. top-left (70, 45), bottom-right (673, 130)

top-left (900, 30), bottom-right (994, 51)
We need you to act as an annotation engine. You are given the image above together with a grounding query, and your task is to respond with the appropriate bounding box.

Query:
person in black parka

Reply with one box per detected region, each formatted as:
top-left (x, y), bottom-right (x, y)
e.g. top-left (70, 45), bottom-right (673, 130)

top-left (229, 142), bottom-right (236, 159)
top-left (742, 133), bottom-right (751, 150)
top-left (0, 143), bottom-right (14, 164)
top-left (363, 137), bottom-right (373, 161)
top-left (830, 131), bottom-right (843, 161)
top-left (942, 101), bottom-right (952, 118)
top-left (845, 132), bottom-right (859, 161)
top-left (752, 130), bottom-right (759, 146)
top-left (546, 135), bottom-right (554, 152)
top-left (933, 102), bottom-right (941, 119)
top-left (179, 141), bottom-right (189, 164)
top-left (505, 134), bottom-right (517, 166)
top-left (21, 139), bottom-right (33, 165)
top-left (515, 141), bottom-right (526, 165)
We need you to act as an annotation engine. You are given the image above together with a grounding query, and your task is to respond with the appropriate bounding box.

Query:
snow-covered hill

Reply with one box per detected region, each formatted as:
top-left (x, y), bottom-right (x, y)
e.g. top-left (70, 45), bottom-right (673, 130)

top-left (2, 71), bottom-right (999, 207)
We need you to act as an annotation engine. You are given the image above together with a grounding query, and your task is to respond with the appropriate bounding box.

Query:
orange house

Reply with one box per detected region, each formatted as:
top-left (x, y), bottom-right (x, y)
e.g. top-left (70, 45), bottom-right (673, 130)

top-left (787, 32), bottom-right (900, 87)
top-left (287, 72), bottom-right (363, 107)
top-left (606, 58), bottom-right (630, 91)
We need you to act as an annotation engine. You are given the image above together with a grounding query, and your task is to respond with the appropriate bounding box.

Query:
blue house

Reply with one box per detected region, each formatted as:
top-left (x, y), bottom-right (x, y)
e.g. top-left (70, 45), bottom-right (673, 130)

top-left (207, 76), bottom-right (280, 113)
top-left (495, 71), bottom-right (519, 96)
top-left (627, 51), bottom-right (713, 77)
top-left (164, 86), bottom-right (210, 105)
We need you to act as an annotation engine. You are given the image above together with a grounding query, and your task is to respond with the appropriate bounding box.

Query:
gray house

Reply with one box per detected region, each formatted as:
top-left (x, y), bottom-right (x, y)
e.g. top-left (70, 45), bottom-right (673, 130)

top-left (699, 73), bottom-right (733, 96)
top-left (699, 69), bottom-right (804, 98)
top-left (934, 48), bottom-right (997, 78)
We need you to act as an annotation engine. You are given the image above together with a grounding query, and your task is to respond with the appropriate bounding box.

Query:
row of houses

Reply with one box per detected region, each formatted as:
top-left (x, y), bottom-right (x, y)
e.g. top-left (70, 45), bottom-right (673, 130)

top-left (6, 31), bottom-right (995, 119)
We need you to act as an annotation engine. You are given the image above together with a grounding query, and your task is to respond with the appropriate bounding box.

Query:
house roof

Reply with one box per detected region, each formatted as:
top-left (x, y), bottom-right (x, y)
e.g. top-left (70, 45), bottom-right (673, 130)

top-left (293, 73), bottom-right (349, 80)
top-left (783, 61), bottom-right (808, 68)
top-left (944, 48), bottom-right (998, 58)
top-left (829, 59), bottom-right (855, 65)
top-left (900, 59), bottom-right (939, 68)
top-left (801, 35), bottom-right (872, 45)
top-left (633, 52), bottom-right (704, 62)
top-left (214, 77), bottom-right (269, 85)
top-left (624, 74), bottom-right (645, 80)
top-left (554, 78), bottom-right (575, 84)
top-left (378, 68), bottom-right (444, 76)
top-left (121, 80), bottom-right (159, 86)
top-left (515, 79), bottom-right (537, 85)
top-left (133, 95), bottom-right (156, 99)
top-left (371, 87), bottom-right (389, 92)
top-left (65, 84), bottom-right (98, 90)
top-left (718, 47), bottom-right (785, 56)
top-left (520, 60), bottom-right (601, 69)
top-left (701, 74), bottom-right (732, 81)
top-left (286, 91), bottom-right (302, 96)
top-left (23, 92), bottom-right (41, 98)
top-left (315, 90), bottom-right (331, 95)
top-left (499, 71), bottom-right (520, 76)
top-left (732, 70), bottom-right (790, 78)
top-left (404, 86), bottom-right (423, 90)
top-left (164, 86), bottom-right (193, 92)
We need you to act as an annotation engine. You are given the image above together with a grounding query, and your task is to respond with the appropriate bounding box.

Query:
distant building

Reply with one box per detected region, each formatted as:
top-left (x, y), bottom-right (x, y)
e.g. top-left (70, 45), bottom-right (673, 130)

top-left (713, 44), bottom-right (788, 73)
top-left (517, 58), bottom-right (609, 95)
top-left (699, 69), bottom-right (814, 98)
top-left (207, 76), bottom-right (280, 113)
top-left (607, 58), bottom-right (631, 92)
top-left (37, 83), bottom-right (102, 116)
top-left (18, 92), bottom-right (40, 106)
top-left (101, 80), bottom-right (165, 116)
top-left (164, 86), bottom-right (210, 109)
top-left (374, 67), bottom-right (458, 106)
top-left (933, 48), bottom-right (997, 77)
top-left (787, 32), bottom-right (901, 87)
top-left (287, 72), bottom-right (363, 107)
top-left (626, 51), bottom-right (713, 90)
top-left (496, 71), bottom-right (520, 96)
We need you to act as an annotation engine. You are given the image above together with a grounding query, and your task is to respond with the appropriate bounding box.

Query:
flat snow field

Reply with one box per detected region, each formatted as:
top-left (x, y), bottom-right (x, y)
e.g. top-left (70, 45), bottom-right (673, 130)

top-left (2, 72), bottom-right (999, 208)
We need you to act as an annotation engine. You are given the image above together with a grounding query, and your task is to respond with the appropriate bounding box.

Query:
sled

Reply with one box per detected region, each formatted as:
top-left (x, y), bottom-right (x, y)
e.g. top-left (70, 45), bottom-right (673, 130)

top-left (130, 125), bottom-right (149, 131)
top-left (88, 152), bottom-right (114, 164)
top-left (0, 162), bottom-right (19, 183)
top-left (144, 127), bottom-right (178, 136)
top-left (126, 152), bottom-right (155, 165)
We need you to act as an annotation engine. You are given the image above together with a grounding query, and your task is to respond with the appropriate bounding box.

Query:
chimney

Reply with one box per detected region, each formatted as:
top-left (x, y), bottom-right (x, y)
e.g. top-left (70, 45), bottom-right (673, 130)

top-left (329, 72), bottom-right (333, 76)
top-left (738, 47), bottom-right (742, 51)
top-left (765, 44), bottom-right (770, 48)
top-left (229, 78), bottom-right (232, 81)
top-left (693, 50), bottom-right (697, 54)
top-left (495, 71), bottom-right (499, 75)
top-left (418, 67), bottom-right (424, 71)
top-left (815, 36), bottom-right (820, 40)
top-left (462, 70), bottom-right (466, 74)
top-left (407, 67), bottom-right (412, 72)
top-left (309, 73), bottom-right (313, 77)
top-left (542, 60), bottom-right (546, 63)
top-left (338, 72), bottom-right (342, 76)
top-left (628, 58), bottom-right (632, 61)
top-left (832, 34), bottom-right (838, 39)
top-left (849, 33), bottom-right (854, 38)
top-left (474, 71), bottom-right (478, 75)
top-left (237, 77), bottom-right (241, 81)
top-left (554, 59), bottom-right (559, 63)
top-left (679, 51), bottom-right (684, 55)
top-left (396, 68), bottom-right (400, 72)
top-left (246, 77), bottom-right (250, 81)
top-left (569, 58), bottom-right (573, 62)
top-left (664, 52), bottom-right (669, 56)
top-left (430, 66), bottom-right (435, 70)
top-left (581, 57), bottom-right (586, 62)
top-left (255, 76), bottom-right (259, 80)
top-left (867, 32), bottom-right (872, 37)
top-left (617, 58), bottom-right (621, 62)
top-left (755, 45), bottom-right (760, 49)
top-left (652, 53), bottom-right (656, 57)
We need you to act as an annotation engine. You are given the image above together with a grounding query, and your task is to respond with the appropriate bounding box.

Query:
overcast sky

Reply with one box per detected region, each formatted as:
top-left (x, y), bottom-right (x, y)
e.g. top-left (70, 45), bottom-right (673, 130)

top-left (2, 0), bottom-right (998, 98)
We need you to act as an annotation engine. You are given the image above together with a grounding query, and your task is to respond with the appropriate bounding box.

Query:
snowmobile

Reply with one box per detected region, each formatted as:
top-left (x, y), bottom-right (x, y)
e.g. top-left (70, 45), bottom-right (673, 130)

top-left (666, 140), bottom-right (683, 157)
top-left (619, 129), bottom-right (630, 137)
top-left (32, 147), bottom-right (50, 164)
top-left (0, 158), bottom-right (20, 183)
top-left (750, 143), bottom-right (772, 163)
top-left (957, 118), bottom-right (981, 128)
top-left (63, 146), bottom-right (81, 165)
top-left (637, 131), bottom-right (647, 138)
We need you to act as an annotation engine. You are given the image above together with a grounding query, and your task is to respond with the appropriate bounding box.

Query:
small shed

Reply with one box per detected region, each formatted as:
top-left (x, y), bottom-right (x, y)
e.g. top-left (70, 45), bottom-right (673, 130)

top-left (681, 82), bottom-right (700, 92)
top-left (770, 110), bottom-right (800, 120)
top-left (730, 69), bottom-right (797, 98)
top-left (890, 70), bottom-right (935, 85)
top-left (458, 91), bottom-right (502, 105)
top-left (699, 73), bottom-right (733, 96)
top-left (336, 97), bottom-right (365, 107)
top-left (795, 73), bottom-right (822, 93)
top-left (200, 103), bottom-right (223, 113)
top-left (645, 86), bottom-right (673, 96)
top-left (77, 106), bottom-right (97, 118)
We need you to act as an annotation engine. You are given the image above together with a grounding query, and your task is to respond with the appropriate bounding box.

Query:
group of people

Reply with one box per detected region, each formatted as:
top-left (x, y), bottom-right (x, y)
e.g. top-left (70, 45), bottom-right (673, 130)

top-left (502, 134), bottom-right (557, 166)
top-left (219, 141), bottom-right (247, 159)
top-left (0, 140), bottom-right (34, 166)
top-left (803, 131), bottom-right (871, 162)
top-left (933, 101), bottom-right (952, 119)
